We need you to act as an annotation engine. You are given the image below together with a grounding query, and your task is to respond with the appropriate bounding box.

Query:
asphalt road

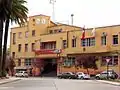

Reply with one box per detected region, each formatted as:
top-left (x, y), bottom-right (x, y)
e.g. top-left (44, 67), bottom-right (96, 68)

top-left (0, 78), bottom-right (120, 90)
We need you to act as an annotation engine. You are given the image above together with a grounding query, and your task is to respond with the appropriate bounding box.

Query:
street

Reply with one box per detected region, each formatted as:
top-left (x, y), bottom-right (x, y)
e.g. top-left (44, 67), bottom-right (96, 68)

top-left (0, 78), bottom-right (119, 90)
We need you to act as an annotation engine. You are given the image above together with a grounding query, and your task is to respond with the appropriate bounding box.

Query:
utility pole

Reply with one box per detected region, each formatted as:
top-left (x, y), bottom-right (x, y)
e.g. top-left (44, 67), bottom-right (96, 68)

top-left (50, 0), bottom-right (56, 22)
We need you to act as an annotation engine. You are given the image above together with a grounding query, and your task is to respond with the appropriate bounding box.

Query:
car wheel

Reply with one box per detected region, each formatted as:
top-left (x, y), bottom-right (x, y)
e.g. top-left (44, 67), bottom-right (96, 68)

top-left (58, 76), bottom-right (61, 79)
top-left (80, 76), bottom-right (84, 80)
top-left (68, 77), bottom-right (71, 79)
top-left (96, 76), bottom-right (100, 80)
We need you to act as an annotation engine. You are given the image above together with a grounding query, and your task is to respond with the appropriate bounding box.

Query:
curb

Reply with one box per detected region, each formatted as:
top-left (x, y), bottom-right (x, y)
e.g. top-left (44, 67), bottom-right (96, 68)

top-left (0, 79), bottom-right (21, 85)
top-left (95, 80), bottom-right (120, 86)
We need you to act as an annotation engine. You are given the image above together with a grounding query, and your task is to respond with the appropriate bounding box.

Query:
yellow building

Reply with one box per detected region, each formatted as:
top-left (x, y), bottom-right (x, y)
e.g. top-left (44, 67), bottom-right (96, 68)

top-left (10, 14), bottom-right (120, 76)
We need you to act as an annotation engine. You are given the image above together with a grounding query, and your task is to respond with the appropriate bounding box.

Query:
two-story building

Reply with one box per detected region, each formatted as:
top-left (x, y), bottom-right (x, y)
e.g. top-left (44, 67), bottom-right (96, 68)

top-left (10, 14), bottom-right (120, 77)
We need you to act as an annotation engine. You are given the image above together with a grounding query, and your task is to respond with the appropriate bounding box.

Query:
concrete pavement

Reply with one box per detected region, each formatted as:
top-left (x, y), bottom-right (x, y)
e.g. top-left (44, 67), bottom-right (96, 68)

top-left (0, 77), bottom-right (120, 90)
top-left (96, 80), bottom-right (120, 86)
top-left (0, 77), bottom-right (21, 85)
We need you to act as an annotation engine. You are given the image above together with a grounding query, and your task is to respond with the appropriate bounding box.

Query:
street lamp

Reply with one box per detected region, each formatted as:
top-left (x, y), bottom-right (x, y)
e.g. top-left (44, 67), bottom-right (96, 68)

top-left (106, 58), bottom-right (110, 79)
top-left (54, 49), bottom-right (61, 74)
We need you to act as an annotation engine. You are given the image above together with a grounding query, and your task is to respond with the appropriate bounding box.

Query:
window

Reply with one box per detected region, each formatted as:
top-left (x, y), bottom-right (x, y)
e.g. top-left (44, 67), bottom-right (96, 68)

top-left (63, 40), bottom-right (67, 49)
top-left (72, 38), bottom-right (76, 47)
top-left (31, 43), bottom-right (35, 51)
top-left (113, 35), bottom-right (118, 44)
top-left (18, 59), bottom-right (21, 66)
top-left (18, 32), bottom-right (22, 38)
top-left (13, 33), bottom-right (16, 44)
top-left (54, 30), bottom-right (58, 33)
top-left (25, 31), bottom-right (28, 38)
top-left (32, 30), bottom-right (35, 36)
top-left (33, 19), bottom-right (35, 22)
top-left (101, 36), bottom-right (106, 45)
top-left (49, 30), bottom-right (53, 34)
top-left (63, 57), bottom-right (75, 66)
top-left (113, 56), bottom-right (118, 65)
top-left (12, 52), bottom-right (15, 58)
top-left (81, 37), bottom-right (95, 46)
top-left (25, 59), bottom-right (31, 66)
top-left (58, 29), bottom-right (62, 32)
top-left (18, 44), bottom-right (21, 52)
top-left (25, 44), bottom-right (28, 52)
top-left (101, 56), bottom-right (118, 66)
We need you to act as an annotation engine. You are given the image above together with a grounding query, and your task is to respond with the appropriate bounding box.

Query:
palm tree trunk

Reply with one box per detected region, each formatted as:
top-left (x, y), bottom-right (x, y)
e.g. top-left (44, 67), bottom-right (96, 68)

top-left (0, 18), bottom-right (3, 77)
top-left (2, 18), bottom-right (10, 77)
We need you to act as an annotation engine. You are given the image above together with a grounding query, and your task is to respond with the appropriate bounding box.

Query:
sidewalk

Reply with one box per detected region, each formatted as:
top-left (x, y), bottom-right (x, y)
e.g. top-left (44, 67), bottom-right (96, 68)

top-left (96, 80), bottom-right (120, 86)
top-left (0, 77), bottom-right (21, 85)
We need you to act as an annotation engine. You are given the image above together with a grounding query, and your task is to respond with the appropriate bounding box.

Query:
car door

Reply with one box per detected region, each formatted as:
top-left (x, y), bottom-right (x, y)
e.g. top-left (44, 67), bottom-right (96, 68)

top-left (66, 73), bottom-right (71, 78)
top-left (63, 73), bottom-right (68, 78)
top-left (101, 72), bottom-right (107, 79)
top-left (18, 71), bottom-right (22, 76)
top-left (77, 72), bottom-right (83, 78)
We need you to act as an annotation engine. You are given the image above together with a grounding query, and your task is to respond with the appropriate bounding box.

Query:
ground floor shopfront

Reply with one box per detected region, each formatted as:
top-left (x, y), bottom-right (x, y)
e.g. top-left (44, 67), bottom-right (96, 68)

top-left (14, 50), bottom-right (120, 77)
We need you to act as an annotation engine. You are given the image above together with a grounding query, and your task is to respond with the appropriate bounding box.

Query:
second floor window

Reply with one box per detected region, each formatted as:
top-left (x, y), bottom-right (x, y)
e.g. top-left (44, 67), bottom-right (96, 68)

top-left (113, 35), bottom-right (118, 45)
top-left (25, 44), bottom-right (28, 52)
top-left (32, 30), bottom-right (35, 36)
top-left (18, 44), bottom-right (21, 52)
top-left (101, 36), bottom-right (106, 45)
top-left (63, 40), bottom-right (67, 49)
top-left (13, 33), bottom-right (16, 44)
top-left (25, 31), bottom-right (28, 38)
top-left (32, 43), bottom-right (35, 51)
top-left (72, 38), bottom-right (76, 47)
top-left (81, 37), bottom-right (95, 47)
top-left (18, 32), bottom-right (22, 38)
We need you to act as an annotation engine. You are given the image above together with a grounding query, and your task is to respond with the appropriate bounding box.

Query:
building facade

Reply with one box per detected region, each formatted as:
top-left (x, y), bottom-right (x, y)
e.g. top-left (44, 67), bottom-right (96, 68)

top-left (10, 14), bottom-right (120, 76)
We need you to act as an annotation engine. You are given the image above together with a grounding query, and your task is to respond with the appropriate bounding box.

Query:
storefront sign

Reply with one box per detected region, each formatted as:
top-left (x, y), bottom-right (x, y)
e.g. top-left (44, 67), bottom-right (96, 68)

top-left (35, 49), bottom-right (62, 55)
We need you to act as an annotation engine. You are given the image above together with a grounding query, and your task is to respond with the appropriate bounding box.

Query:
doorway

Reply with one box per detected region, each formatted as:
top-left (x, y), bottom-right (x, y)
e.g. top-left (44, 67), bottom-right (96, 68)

top-left (41, 59), bottom-right (57, 77)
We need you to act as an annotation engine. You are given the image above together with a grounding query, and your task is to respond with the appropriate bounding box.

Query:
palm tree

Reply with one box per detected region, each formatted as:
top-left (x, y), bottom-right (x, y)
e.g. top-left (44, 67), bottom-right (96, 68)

top-left (0, 0), bottom-right (8, 77)
top-left (1, 0), bottom-right (28, 76)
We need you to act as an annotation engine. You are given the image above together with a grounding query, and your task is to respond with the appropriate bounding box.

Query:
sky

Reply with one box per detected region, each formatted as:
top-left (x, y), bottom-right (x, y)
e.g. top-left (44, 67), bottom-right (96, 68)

top-left (7, 0), bottom-right (120, 46)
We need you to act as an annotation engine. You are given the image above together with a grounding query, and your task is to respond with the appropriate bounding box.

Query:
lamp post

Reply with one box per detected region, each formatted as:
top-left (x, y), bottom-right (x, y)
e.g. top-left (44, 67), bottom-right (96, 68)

top-left (54, 49), bottom-right (61, 74)
top-left (106, 58), bottom-right (110, 79)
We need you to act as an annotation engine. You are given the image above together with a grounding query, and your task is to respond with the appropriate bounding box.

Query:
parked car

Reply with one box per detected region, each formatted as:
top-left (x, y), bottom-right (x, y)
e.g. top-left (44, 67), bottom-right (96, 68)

top-left (95, 70), bottom-right (118, 80)
top-left (57, 72), bottom-right (78, 79)
top-left (15, 71), bottom-right (28, 77)
top-left (76, 72), bottom-right (90, 80)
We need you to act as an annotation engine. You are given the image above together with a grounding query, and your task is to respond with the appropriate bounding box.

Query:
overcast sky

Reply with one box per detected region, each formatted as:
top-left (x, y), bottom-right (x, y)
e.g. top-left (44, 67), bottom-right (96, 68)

top-left (8, 0), bottom-right (120, 46)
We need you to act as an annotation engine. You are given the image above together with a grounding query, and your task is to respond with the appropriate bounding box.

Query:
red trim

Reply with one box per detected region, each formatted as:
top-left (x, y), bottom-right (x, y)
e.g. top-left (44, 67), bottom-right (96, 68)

top-left (34, 49), bottom-right (62, 55)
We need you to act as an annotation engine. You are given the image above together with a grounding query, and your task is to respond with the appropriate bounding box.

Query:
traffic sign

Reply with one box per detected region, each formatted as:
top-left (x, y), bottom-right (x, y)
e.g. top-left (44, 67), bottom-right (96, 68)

top-left (106, 58), bottom-right (110, 63)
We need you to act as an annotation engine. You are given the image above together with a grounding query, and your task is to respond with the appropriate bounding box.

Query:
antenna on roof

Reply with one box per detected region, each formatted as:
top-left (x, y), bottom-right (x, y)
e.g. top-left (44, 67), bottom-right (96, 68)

top-left (71, 14), bottom-right (74, 25)
top-left (50, 0), bottom-right (56, 22)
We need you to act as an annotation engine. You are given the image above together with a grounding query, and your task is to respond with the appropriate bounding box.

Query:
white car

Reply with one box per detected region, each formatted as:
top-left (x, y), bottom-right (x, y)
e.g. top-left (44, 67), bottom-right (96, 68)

top-left (76, 72), bottom-right (90, 79)
top-left (15, 71), bottom-right (28, 77)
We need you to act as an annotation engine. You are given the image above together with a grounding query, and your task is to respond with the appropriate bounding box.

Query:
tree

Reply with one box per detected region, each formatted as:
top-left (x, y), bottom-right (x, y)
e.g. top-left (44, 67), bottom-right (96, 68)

top-left (0, 0), bottom-right (8, 77)
top-left (1, 0), bottom-right (28, 76)
top-left (5, 53), bottom-right (15, 76)
top-left (76, 55), bottom-right (98, 74)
